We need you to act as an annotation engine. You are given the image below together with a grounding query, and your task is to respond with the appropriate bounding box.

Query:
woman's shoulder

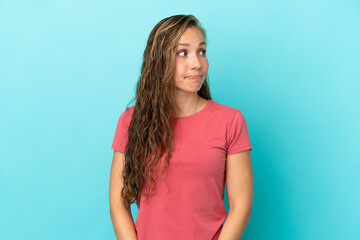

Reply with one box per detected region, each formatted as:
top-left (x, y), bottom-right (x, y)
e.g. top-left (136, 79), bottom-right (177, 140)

top-left (209, 99), bottom-right (243, 116)
top-left (124, 105), bottom-right (135, 113)
top-left (117, 105), bottom-right (135, 126)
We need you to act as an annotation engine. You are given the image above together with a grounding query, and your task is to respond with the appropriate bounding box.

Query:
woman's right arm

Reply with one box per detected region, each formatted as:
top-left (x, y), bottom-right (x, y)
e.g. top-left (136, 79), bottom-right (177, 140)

top-left (109, 150), bottom-right (138, 240)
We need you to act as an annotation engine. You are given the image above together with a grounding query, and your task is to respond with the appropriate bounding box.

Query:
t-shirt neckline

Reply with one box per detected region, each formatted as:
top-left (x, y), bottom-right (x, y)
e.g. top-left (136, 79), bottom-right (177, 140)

top-left (172, 99), bottom-right (213, 120)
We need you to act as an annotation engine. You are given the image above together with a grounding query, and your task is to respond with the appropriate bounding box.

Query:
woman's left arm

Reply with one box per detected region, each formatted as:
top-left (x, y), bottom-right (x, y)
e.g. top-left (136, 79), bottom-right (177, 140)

top-left (218, 150), bottom-right (253, 240)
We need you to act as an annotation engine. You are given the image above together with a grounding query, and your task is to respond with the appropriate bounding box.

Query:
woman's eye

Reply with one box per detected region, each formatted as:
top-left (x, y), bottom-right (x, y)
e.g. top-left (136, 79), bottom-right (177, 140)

top-left (177, 49), bottom-right (206, 57)
top-left (177, 50), bottom-right (186, 57)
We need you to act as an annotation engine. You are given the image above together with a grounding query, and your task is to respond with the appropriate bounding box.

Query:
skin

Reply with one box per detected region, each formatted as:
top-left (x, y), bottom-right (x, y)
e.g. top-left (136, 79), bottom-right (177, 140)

top-left (174, 26), bottom-right (209, 117)
top-left (219, 150), bottom-right (253, 240)
top-left (109, 151), bottom-right (138, 240)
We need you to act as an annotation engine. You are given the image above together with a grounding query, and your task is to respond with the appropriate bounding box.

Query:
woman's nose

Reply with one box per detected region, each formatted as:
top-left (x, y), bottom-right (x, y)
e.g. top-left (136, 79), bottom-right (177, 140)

top-left (189, 54), bottom-right (201, 70)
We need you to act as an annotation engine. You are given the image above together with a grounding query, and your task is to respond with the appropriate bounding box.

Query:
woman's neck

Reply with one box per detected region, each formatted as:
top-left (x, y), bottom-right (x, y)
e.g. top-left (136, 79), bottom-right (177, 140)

top-left (175, 94), bottom-right (207, 117)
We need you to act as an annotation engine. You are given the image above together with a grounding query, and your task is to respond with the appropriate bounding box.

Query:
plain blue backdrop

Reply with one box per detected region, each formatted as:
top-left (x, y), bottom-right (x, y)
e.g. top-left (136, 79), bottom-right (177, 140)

top-left (1, 0), bottom-right (359, 239)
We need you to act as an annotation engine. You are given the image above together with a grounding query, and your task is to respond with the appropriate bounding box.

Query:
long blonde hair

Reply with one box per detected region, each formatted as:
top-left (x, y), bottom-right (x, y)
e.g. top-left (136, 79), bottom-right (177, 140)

top-left (121, 14), bottom-right (211, 207)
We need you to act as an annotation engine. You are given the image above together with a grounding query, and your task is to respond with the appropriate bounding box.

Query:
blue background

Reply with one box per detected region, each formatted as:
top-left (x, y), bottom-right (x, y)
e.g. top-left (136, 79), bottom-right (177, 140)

top-left (1, 0), bottom-right (359, 239)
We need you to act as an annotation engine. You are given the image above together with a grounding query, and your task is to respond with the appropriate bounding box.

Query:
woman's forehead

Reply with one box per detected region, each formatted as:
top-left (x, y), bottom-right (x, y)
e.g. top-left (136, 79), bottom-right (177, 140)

top-left (177, 28), bottom-right (206, 46)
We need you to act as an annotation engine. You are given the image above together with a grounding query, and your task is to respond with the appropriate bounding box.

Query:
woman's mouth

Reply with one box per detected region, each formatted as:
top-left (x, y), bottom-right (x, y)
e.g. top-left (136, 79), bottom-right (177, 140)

top-left (186, 75), bottom-right (202, 79)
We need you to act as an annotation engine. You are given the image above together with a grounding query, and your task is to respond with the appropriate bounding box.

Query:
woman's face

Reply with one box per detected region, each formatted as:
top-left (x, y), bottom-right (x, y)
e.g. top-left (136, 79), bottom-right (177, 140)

top-left (174, 27), bottom-right (208, 96)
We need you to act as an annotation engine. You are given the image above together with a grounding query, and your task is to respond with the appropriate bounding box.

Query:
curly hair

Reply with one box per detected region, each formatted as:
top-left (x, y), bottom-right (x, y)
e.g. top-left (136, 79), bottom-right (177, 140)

top-left (121, 14), bottom-right (211, 207)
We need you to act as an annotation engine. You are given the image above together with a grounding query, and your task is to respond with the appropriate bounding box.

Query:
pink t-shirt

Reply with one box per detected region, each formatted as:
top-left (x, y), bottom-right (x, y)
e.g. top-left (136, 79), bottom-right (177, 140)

top-left (111, 99), bottom-right (253, 240)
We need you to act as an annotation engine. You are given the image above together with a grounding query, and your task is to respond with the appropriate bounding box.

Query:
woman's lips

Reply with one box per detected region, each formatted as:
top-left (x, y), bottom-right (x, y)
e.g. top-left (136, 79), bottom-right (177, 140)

top-left (186, 75), bottom-right (202, 79)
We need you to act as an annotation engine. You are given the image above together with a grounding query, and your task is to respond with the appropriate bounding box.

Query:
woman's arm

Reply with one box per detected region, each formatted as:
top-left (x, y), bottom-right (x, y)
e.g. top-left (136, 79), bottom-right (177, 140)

top-left (109, 150), bottom-right (138, 240)
top-left (218, 150), bottom-right (253, 240)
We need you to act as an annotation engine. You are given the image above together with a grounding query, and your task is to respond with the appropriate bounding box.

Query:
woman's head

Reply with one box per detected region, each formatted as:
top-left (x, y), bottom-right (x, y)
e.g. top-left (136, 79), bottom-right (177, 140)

top-left (122, 15), bottom-right (211, 207)
top-left (138, 14), bottom-right (211, 110)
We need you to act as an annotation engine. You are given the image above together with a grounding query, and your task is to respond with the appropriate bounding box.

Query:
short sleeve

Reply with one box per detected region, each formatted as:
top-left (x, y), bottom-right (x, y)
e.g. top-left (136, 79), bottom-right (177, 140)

top-left (111, 108), bottom-right (132, 153)
top-left (226, 110), bottom-right (253, 155)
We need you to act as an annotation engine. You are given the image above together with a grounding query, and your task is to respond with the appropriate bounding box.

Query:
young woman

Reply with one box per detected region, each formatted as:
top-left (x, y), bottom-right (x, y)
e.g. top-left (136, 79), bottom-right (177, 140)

top-left (109, 14), bottom-right (253, 240)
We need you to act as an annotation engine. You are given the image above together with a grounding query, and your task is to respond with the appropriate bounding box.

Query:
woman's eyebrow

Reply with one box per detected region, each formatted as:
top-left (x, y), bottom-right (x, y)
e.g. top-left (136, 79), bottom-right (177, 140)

top-left (177, 41), bottom-right (206, 47)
